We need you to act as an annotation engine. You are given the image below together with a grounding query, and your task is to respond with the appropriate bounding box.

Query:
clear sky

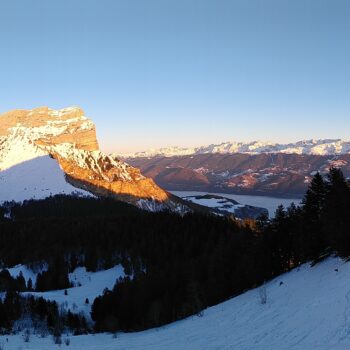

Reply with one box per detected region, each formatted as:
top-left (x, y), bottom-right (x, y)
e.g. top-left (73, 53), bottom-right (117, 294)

top-left (0, 0), bottom-right (349, 153)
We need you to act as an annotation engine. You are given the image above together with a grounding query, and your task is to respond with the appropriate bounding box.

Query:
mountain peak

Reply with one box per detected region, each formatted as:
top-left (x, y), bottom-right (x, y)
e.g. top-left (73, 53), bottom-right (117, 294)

top-left (0, 106), bottom-right (99, 153)
top-left (0, 106), bottom-right (183, 211)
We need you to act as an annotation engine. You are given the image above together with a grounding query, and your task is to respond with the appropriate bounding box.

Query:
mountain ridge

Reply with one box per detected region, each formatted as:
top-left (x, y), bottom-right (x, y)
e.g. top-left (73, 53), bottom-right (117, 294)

top-left (119, 139), bottom-right (350, 158)
top-left (126, 153), bottom-right (350, 198)
top-left (0, 106), bottom-right (179, 210)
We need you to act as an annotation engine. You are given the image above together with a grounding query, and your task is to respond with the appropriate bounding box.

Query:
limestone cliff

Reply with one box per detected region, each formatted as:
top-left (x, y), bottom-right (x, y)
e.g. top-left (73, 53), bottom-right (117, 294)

top-left (0, 106), bottom-right (180, 210)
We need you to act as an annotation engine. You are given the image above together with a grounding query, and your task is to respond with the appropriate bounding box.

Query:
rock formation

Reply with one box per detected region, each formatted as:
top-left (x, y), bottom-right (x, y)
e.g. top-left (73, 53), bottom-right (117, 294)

top-left (0, 106), bottom-right (176, 209)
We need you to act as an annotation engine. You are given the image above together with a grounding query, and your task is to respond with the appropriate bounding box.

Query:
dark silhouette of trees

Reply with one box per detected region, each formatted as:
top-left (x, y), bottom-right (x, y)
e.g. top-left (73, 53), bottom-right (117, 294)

top-left (0, 167), bottom-right (349, 333)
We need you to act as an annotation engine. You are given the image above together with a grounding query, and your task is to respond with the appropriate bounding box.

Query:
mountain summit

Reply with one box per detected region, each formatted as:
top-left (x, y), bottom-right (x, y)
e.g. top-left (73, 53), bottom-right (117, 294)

top-left (0, 106), bottom-right (180, 210)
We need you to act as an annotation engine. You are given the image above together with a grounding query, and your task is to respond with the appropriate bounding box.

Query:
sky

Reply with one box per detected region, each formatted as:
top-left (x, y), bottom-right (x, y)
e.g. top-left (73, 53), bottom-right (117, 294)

top-left (0, 0), bottom-right (349, 153)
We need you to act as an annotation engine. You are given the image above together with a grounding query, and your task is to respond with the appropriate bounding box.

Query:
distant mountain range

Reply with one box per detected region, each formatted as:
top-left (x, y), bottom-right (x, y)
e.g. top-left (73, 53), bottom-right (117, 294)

top-left (0, 106), bottom-right (268, 218)
top-left (119, 139), bottom-right (350, 158)
top-left (3, 107), bottom-right (348, 205)
top-left (124, 152), bottom-right (350, 198)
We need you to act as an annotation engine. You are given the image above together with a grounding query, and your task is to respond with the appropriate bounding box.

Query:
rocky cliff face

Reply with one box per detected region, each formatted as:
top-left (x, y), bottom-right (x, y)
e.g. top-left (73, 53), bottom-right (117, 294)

top-left (0, 106), bottom-right (98, 151)
top-left (0, 106), bottom-right (176, 209)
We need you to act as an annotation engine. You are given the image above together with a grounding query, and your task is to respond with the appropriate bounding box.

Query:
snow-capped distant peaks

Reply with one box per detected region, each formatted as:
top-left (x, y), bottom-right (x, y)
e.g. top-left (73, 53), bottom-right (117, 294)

top-left (121, 139), bottom-right (350, 158)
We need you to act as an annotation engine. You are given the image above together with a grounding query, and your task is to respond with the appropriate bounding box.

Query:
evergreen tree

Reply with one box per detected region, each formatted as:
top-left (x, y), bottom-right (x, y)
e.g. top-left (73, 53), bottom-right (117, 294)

top-left (301, 172), bottom-right (327, 260)
top-left (27, 278), bottom-right (33, 291)
top-left (323, 167), bottom-right (350, 255)
top-left (16, 271), bottom-right (26, 291)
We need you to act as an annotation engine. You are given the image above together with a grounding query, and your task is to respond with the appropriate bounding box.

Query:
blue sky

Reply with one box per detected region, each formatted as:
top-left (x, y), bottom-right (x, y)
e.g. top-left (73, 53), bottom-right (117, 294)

top-left (0, 0), bottom-right (349, 153)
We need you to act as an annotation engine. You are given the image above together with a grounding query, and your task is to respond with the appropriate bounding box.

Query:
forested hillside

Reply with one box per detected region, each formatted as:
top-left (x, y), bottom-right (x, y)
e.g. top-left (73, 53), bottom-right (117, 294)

top-left (0, 167), bottom-right (349, 335)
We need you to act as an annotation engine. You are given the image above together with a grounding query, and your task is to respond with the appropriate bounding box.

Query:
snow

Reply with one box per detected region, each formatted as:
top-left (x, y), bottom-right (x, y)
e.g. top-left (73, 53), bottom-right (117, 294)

top-left (137, 198), bottom-right (190, 214)
top-left (181, 195), bottom-right (244, 214)
top-left (121, 139), bottom-right (350, 158)
top-left (0, 133), bottom-right (47, 171)
top-left (137, 198), bottom-right (167, 212)
top-left (172, 191), bottom-right (301, 217)
top-left (2, 258), bottom-right (350, 349)
top-left (5, 264), bottom-right (125, 317)
top-left (22, 265), bottom-right (125, 317)
top-left (45, 143), bottom-right (142, 182)
top-left (0, 155), bottom-right (90, 203)
top-left (7, 264), bottom-right (46, 285)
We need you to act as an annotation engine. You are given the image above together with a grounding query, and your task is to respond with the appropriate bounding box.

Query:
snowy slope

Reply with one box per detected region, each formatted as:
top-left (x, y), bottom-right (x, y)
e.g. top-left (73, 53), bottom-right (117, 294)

top-left (0, 155), bottom-right (90, 203)
top-left (121, 139), bottom-right (350, 157)
top-left (6, 264), bottom-right (126, 318)
top-left (7, 264), bottom-right (45, 285)
top-left (2, 258), bottom-right (350, 349)
top-left (22, 265), bottom-right (125, 318)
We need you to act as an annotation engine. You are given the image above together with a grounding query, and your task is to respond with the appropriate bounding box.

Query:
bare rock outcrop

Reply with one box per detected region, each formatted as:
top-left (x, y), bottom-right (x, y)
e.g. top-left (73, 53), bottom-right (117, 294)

top-left (0, 106), bottom-right (176, 209)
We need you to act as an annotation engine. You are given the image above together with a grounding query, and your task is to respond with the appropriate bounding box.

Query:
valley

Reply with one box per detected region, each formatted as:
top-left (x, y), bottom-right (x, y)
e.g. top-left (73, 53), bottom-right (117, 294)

top-left (125, 152), bottom-right (350, 198)
top-left (0, 107), bottom-right (349, 350)
top-left (171, 191), bottom-right (300, 217)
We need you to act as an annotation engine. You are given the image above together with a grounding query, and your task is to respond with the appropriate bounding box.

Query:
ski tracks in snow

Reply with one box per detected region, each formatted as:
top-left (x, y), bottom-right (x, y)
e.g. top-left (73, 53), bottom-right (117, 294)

top-left (337, 288), bottom-right (350, 342)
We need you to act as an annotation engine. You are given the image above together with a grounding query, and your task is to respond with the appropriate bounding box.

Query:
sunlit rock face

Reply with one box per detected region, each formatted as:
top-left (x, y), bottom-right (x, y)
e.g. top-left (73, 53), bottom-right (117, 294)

top-left (0, 106), bottom-right (175, 209)
top-left (0, 106), bottom-right (99, 152)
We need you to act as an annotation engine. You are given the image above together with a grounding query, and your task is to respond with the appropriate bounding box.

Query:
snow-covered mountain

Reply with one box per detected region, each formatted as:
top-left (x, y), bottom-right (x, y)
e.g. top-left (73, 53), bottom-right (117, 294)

top-left (0, 106), bottom-right (182, 211)
top-left (121, 139), bottom-right (350, 158)
top-left (2, 257), bottom-right (350, 350)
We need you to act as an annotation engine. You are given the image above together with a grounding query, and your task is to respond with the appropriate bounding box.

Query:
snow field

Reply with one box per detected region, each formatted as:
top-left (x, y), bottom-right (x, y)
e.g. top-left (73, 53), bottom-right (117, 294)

top-left (1, 258), bottom-right (350, 349)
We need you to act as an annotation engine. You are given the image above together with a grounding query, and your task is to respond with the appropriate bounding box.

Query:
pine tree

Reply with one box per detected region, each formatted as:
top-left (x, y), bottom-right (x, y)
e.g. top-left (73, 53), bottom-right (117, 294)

top-left (302, 172), bottom-right (326, 219)
top-left (301, 172), bottom-right (327, 260)
top-left (323, 167), bottom-right (350, 255)
top-left (16, 271), bottom-right (26, 291)
top-left (27, 278), bottom-right (33, 291)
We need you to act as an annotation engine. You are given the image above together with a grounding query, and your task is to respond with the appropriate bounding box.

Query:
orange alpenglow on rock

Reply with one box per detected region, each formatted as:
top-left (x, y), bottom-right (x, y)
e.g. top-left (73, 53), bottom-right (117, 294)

top-left (0, 106), bottom-right (99, 151)
top-left (0, 106), bottom-right (184, 211)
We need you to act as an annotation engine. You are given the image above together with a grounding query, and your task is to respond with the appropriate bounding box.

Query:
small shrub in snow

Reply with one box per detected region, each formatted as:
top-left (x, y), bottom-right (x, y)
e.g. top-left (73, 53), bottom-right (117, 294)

top-left (60, 301), bottom-right (68, 314)
top-left (38, 324), bottom-right (49, 338)
top-left (23, 328), bottom-right (30, 342)
top-left (258, 285), bottom-right (267, 305)
top-left (13, 316), bottom-right (33, 333)
top-left (64, 337), bottom-right (70, 346)
top-left (53, 335), bottom-right (62, 345)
